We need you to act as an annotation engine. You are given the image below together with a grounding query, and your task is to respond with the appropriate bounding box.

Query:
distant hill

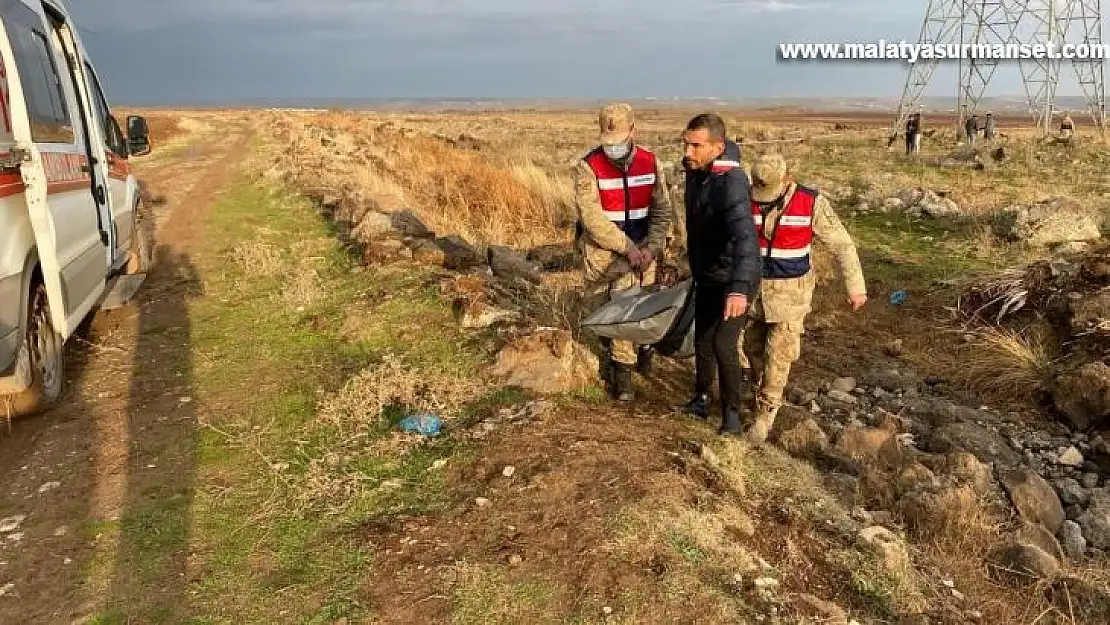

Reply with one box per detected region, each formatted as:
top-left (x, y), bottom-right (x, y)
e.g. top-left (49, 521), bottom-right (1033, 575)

top-left (129, 95), bottom-right (1095, 115)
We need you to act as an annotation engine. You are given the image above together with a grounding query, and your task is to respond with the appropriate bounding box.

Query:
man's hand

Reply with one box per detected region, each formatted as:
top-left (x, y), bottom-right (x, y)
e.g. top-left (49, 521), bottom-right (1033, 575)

top-left (849, 293), bottom-right (868, 311)
top-left (636, 246), bottom-right (656, 271)
top-left (724, 294), bottom-right (748, 320)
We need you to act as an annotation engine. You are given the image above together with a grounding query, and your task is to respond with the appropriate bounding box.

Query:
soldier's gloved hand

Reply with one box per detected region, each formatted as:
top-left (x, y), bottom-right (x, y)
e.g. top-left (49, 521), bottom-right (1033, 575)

top-left (624, 244), bottom-right (646, 269)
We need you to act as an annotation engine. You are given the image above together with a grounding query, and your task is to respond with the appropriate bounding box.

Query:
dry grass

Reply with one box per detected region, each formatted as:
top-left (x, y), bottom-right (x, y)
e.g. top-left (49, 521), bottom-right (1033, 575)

top-left (279, 269), bottom-right (322, 310)
top-left (909, 486), bottom-right (1077, 624)
top-left (316, 354), bottom-right (479, 431)
top-left (382, 135), bottom-right (570, 247)
top-left (293, 354), bottom-right (483, 516)
top-left (230, 240), bottom-right (284, 278)
top-left (954, 325), bottom-right (1058, 404)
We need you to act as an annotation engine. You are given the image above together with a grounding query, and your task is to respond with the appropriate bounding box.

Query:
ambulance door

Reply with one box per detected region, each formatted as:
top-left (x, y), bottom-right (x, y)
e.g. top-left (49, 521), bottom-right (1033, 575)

top-left (0, 0), bottom-right (111, 336)
top-left (80, 61), bottom-right (131, 261)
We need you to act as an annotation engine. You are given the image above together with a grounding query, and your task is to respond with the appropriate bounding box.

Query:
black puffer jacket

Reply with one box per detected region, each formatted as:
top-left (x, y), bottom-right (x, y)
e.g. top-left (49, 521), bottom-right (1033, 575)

top-left (684, 139), bottom-right (761, 297)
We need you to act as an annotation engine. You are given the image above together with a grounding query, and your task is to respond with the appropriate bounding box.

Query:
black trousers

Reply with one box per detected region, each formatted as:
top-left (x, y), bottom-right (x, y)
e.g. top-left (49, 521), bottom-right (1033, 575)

top-left (693, 283), bottom-right (748, 409)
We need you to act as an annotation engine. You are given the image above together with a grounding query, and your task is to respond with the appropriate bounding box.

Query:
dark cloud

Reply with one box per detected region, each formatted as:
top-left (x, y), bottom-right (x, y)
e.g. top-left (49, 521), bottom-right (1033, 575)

top-left (62, 0), bottom-right (1034, 106)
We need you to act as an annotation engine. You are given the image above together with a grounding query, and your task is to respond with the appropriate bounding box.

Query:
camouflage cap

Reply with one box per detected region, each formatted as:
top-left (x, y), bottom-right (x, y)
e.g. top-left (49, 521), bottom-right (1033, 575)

top-left (599, 102), bottom-right (635, 146)
top-left (750, 153), bottom-right (789, 203)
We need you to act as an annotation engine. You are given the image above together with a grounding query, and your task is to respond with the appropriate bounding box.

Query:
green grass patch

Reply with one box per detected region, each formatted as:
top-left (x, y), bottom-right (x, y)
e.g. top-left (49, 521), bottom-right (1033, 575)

top-left (450, 563), bottom-right (563, 625)
top-left (93, 172), bottom-right (498, 622)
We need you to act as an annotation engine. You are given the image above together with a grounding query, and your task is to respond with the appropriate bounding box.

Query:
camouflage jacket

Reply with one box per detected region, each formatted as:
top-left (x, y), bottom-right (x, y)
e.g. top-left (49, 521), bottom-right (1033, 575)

top-left (752, 183), bottom-right (866, 326)
top-left (574, 146), bottom-right (673, 283)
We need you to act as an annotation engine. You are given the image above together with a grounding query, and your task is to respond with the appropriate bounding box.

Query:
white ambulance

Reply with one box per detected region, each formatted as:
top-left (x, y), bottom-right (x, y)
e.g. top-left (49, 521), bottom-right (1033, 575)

top-left (0, 0), bottom-right (152, 415)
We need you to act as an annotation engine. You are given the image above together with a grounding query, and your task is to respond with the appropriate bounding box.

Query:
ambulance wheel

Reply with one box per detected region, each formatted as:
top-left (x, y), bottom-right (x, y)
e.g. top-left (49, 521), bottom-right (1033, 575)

top-left (5, 282), bottom-right (65, 417)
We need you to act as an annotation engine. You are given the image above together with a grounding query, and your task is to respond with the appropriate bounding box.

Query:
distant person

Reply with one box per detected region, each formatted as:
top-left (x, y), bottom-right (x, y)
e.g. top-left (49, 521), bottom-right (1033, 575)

top-left (905, 113), bottom-right (921, 155)
top-left (983, 112), bottom-right (996, 140)
top-left (575, 102), bottom-right (673, 403)
top-left (965, 114), bottom-right (979, 147)
top-left (679, 113), bottom-right (761, 436)
top-left (742, 153), bottom-right (868, 443)
top-left (1061, 113), bottom-right (1075, 143)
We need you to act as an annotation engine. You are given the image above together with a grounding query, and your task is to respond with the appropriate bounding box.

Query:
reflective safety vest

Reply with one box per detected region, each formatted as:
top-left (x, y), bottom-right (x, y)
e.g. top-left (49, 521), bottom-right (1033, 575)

top-left (583, 146), bottom-right (657, 244)
top-left (753, 185), bottom-right (817, 279)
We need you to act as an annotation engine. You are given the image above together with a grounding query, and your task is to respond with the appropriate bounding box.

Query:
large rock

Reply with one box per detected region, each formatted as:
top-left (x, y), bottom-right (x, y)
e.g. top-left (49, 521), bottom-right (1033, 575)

top-left (990, 542), bottom-right (1060, 586)
top-left (435, 235), bottom-right (483, 271)
top-left (1067, 290), bottom-right (1110, 337)
top-left (917, 191), bottom-right (961, 219)
top-left (352, 212), bottom-right (396, 242)
top-left (894, 187), bottom-right (961, 219)
top-left (897, 188), bottom-right (926, 206)
top-left (897, 485), bottom-right (975, 537)
top-left (897, 463), bottom-right (941, 495)
top-left (1060, 520), bottom-right (1088, 560)
top-left (836, 426), bottom-right (904, 468)
top-left (863, 369), bottom-right (920, 393)
top-left (390, 210), bottom-right (435, 239)
top-left (453, 299), bottom-right (521, 330)
top-left (927, 422), bottom-right (1022, 468)
top-left (1077, 489), bottom-right (1110, 549)
top-left (488, 246), bottom-right (542, 284)
top-left (363, 238), bottom-right (408, 264)
top-left (1002, 468), bottom-right (1066, 533)
top-left (945, 452), bottom-right (995, 495)
top-left (487, 329), bottom-right (598, 394)
top-left (859, 526), bottom-right (910, 576)
top-left (1055, 478), bottom-right (1090, 507)
top-left (1053, 362), bottom-right (1110, 431)
top-left (777, 419), bottom-right (830, 458)
top-left (1016, 521), bottom-right (1066, 562)
top-left (826, 389), bottom-right (858, 405)
top-left (906, 396), bottom-right (986, 428)
top-left (995, 197), bottom-right (1103, 246)
top-left (527, 244), bottom-right (578, 272)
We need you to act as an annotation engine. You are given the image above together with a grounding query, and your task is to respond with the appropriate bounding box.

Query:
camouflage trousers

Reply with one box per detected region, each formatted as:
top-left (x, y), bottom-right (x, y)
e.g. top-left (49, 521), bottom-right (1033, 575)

top-left (742, 318), bottom-right (803, 416)
top-left (584, 266), bottom-right (656, 365)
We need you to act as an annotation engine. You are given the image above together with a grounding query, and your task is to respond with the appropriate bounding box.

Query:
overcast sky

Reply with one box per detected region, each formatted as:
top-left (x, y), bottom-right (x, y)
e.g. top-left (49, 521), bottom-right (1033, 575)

top-left (64, 0), bottom-right (1088, 106)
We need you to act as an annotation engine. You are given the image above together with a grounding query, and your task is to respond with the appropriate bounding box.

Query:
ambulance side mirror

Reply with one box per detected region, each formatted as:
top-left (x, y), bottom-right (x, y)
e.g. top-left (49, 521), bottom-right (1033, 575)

top-left (126, 115), bottom-right (151, 156)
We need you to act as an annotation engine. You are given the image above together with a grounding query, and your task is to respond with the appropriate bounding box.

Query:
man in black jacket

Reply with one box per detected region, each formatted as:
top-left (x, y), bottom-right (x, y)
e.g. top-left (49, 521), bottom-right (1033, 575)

top-left (680, 113), bottom-right (762, 435)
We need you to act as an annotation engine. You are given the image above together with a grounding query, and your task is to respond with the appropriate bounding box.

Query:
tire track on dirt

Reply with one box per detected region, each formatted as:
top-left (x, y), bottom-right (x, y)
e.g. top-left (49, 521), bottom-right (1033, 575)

top-left (0, 121), bottom-right (249, 623)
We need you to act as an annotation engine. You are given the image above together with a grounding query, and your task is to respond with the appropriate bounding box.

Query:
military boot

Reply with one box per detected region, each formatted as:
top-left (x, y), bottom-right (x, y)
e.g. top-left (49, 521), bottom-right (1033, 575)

top-left (636, 345), bottom-right (655, 375)
top-left (739, 369), bottom-right (756, 416)
top-left (613, 363), bottom-right (635, 403)
top-left (746, 404), bottom-right (779, 444)
top-left (598, 339), bottom-right (616, 391)
top-left (718, 405), bottom-right (743, 436)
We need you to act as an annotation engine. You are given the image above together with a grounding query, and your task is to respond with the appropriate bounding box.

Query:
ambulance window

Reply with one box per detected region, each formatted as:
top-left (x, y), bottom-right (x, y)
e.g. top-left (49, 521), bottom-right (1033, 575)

top-left (0, 2), bottom-right (73, 143)
top-left (84, 63), bottom-right (125, 156)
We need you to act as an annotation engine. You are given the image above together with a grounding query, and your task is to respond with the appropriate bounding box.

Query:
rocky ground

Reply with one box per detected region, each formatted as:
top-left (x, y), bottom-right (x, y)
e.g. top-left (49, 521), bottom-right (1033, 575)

top-left (257, 111), bottom-right (1110, 622)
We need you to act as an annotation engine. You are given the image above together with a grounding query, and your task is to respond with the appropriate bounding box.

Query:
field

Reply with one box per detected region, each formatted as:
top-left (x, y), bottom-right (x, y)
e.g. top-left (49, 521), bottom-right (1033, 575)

top-left (1, 105), bottom-right (1109, 624)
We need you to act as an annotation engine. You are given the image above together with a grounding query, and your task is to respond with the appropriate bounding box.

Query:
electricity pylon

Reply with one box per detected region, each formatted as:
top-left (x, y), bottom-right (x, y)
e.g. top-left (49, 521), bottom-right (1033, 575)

top-left (891, 0), bottom-right (1105, 138)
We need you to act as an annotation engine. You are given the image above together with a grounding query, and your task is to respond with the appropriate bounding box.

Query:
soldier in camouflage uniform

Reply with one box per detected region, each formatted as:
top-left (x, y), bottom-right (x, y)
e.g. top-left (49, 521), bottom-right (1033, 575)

top-left (575, 103), bottom-right (673, 402)
top-left (743, 153), bottom-right (868, 443)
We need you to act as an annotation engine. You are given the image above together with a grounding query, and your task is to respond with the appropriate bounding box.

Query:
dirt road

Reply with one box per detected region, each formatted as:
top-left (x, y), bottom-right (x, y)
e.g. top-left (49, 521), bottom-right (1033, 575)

top-left (0, 122), bottom-right (249, 623)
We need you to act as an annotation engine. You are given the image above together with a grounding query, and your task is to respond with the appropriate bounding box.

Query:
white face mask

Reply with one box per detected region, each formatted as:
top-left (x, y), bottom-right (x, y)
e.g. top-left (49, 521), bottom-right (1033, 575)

top-left (603, 142), bottom-right (632, 161)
